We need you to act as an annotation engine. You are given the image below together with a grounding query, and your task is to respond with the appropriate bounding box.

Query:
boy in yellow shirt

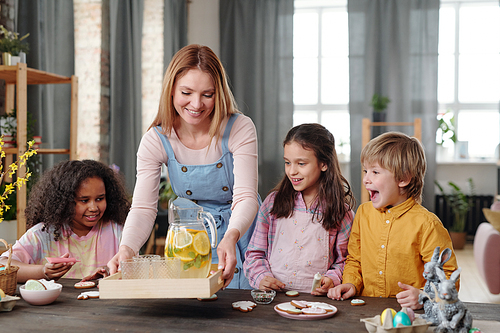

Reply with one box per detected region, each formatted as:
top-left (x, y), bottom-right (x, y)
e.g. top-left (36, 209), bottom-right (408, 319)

top-left (328, 132), bottom-right (458, 309)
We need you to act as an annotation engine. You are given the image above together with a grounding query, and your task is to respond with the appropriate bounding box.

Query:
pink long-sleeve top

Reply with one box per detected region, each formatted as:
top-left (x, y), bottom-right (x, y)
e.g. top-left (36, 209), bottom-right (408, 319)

top-left (121, 114), bottom-right (260, 253)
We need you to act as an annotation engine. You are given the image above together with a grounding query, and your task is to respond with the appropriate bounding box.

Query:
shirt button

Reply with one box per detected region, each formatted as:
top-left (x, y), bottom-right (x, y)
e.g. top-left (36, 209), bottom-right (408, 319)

top-left (181, 166), bottom-right (188, 172)
top-left (381, 245), bottom-right (385, 249)
top-left (216, 163), bottom-right (223, 168)
top-left (222, 186), bottom-right (229, 191)
top-left (186, 190), bottom-right (192, 196)
top-left (379, 271), bottom-right (383, 275)
top-left (386, 220), bottom-right (390, 224)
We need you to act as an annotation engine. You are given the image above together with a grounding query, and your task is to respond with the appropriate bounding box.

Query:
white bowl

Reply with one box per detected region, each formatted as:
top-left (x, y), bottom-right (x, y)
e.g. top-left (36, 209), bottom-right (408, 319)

top-left (19, 282), bottom-right (62, 305)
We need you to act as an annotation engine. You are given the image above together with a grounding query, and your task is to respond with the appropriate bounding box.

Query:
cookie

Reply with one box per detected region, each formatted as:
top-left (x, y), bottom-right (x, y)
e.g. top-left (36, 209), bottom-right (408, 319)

top-left (232, 301), bottom-right (256, 312)
top-left (302, 307), bottom-right (327, 315)
top-left (276, 303), bottom-right (302, 314)
top-left (74, 281), bottom-right (96, 289)
top-left (306, 302), bottom-right (337, 312)
top-left (290, 300), bottom-right (309, 309)
top-left (78, 291), bottom-right (99, 299)
top-left (197, 294), bottom-right (218, 301)
top-left (285, 290), bottom-right (299, 297)
top-left (77, 293), bottom-right (89, 300)
top-left (351, 299), bottom-right (366, 306)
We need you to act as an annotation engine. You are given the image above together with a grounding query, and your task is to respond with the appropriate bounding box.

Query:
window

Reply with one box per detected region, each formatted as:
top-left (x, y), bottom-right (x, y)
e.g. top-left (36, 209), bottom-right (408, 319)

top-left (438, 0), bottom-right (500, 159)
top-left (293, 0), bottom-right (350, 158)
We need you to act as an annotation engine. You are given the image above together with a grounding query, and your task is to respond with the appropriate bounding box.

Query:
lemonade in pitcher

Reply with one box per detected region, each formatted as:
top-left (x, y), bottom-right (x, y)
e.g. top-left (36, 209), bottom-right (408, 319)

top-left (165, 198), bottom-right (218, 279)
top-left (165, 227), bottom-right (212, 278)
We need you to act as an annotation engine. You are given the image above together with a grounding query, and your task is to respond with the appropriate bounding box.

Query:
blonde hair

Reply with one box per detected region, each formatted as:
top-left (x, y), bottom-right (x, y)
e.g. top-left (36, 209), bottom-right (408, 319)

top-left (361, 132), bottom-right (426, 203)
top-left (150, 44), bottom-right (241, 142)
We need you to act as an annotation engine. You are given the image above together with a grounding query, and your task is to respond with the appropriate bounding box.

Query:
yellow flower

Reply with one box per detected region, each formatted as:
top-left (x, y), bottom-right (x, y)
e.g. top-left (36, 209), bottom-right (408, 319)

top-left (0, 137), bottom-right (36, 223)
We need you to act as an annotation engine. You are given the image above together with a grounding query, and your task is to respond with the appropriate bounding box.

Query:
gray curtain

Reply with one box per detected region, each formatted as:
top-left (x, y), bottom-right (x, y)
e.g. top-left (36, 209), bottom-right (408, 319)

top-left (164, 0), bottom-right (187, 69)
top-left (109, 0), bottom-right (144, 192)
top-left (17, 0), bottom-right (75, 172)
top-left (348, 0), bottom-right (439, 210)
top-left (219, 0), bottom-right (294, 198)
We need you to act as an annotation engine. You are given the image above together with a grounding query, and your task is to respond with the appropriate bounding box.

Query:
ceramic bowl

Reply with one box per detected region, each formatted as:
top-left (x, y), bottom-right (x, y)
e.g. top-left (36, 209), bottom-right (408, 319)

top-left (19, 282), bottom-right (62, 305)
top-left (251, 289), bottom-right (276, 304)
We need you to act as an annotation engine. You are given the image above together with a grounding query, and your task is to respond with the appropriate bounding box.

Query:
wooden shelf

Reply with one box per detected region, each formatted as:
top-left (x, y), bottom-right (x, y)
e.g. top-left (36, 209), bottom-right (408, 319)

top-left (1, 63), bottom-right (78, 239)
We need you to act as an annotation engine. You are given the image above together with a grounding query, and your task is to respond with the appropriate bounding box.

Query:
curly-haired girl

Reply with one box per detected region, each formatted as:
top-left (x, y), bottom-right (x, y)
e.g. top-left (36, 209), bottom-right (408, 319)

top-left (0, 160), bottom-right (131, 282)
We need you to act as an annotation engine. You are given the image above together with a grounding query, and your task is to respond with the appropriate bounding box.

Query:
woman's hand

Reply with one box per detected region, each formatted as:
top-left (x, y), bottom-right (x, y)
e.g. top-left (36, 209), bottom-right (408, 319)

top-left (42, 253), bottom-right (74, 281)
top-left (107, 245), bottom-right (135, 274)
top-left (216, 228), bottom-right (240, 288)
top-left (258, 276), bottom-right (285, 291)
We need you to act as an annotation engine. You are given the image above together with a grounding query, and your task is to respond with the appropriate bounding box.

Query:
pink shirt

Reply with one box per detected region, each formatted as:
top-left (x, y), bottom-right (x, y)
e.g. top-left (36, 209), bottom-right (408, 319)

top-left (0, 221), bottom-right (123, 279)
top-left (244, 192), bottom-right (354, 291)
top-left (121, 115), bottom-right (259, 253)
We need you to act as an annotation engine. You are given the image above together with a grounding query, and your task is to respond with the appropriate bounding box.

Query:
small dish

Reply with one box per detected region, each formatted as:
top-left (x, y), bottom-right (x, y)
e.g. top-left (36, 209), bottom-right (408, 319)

top-left (251, 289), bottom-right (276, 304)
top-left (20, 281), bottom-right (62, 305)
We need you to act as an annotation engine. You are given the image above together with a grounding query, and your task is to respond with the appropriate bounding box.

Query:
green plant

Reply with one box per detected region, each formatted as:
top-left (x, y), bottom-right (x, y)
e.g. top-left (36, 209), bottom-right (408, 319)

top-left (159, 180), bottom-right (177, 210)
top-left (436, 110), bottom-right (457, 146)
top-left (370, 93), bottom-right (391, 113)
top-left (0, 25), bottom-right (29, 55)
top-left (435, 178), bottom-right (475, 233)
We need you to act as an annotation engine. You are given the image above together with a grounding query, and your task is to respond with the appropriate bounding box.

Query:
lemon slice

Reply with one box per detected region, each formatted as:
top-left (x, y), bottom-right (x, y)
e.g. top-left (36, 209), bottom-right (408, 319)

top-left (173, 229), bottom-right (193, 250)
top-left (25, 279), bottom-right (46, 291)
top-left (193, 232), bottom-right (210, 256)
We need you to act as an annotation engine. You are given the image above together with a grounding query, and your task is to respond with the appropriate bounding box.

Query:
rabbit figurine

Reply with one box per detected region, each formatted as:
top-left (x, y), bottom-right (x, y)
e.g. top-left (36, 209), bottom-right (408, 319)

top-left (433, 267), bottom-right (473, 333)
top-left (418, 246), bottom-right (452, 324)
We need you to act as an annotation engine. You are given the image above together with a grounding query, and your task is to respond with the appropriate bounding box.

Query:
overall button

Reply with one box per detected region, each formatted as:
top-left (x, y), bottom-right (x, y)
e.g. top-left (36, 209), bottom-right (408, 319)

top-left (222, 186), bottom-right (229, 191)
top-left (216, 163), bottom-right (223, 168)
top-left (234, 267), bottom-right (239, 274)
top-left (186, 190), bottom-right (192, 196)
top-left (227, 200), bottom-right (232, 204)
top-left (181, 166), bottom-right (188, 172)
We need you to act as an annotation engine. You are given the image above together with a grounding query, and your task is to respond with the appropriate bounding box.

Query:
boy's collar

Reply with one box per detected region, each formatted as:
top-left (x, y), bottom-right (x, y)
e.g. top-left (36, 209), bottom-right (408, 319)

top-left (378, 197), bottom-right (415, 215)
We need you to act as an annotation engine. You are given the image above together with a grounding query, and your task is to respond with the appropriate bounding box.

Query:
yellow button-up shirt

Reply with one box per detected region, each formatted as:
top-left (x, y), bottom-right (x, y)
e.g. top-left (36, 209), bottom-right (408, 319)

top-left (342, 198), bottom-right (458, 297)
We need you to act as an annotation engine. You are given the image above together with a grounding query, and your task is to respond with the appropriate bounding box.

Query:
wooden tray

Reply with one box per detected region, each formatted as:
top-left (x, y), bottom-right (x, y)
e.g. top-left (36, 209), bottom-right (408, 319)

top-left (99, 264), bottom-right (223, 299)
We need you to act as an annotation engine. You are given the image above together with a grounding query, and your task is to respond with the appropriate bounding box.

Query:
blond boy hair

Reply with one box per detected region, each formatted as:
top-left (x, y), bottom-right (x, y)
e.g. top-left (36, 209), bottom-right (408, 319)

top-left (360, 131), bottom-right (426, 204)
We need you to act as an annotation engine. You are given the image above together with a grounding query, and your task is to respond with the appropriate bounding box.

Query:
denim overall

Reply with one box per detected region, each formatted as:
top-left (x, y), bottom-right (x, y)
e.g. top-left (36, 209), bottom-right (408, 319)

top-left (154, 114), bottom-right (257, 289)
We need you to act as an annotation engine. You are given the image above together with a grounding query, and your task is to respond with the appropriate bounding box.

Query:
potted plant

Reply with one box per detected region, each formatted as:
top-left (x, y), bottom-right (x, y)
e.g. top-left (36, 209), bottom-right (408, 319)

top-left (158, 180), bottom-right (177, 211)
top-left (370, 93), bottom-right (391, 122)
top-left (436, 110), bottom-right (457, 161)
top-left (0, 25), bottom-right (29, 65)
top-left (435, 178), bottom-right (475, 249)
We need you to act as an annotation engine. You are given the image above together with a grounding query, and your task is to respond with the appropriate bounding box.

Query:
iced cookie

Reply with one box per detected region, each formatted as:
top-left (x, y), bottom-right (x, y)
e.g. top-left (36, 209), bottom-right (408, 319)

top-left (351, 299), bottom-right (366, 306)
top-left (302, 307), bottom-right (327, 315)
top-left (197, 294), bottom-right (218, 301)
top-left (307, 302), bottom-right (336, 312)
top-left (232, 301), bottom-right (256, 312)
top-left (74, 281), bottom-right (96, 289)
top-left (285, 290), bottom-right (299, 297)
top-left (276, 302), bottom-right (302, 314)
top-left (290, 300), bottom-right (309, 309)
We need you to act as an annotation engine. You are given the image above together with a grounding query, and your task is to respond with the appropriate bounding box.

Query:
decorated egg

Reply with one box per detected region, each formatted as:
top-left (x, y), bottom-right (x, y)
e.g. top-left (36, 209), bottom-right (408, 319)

top-left (393, 311), bottom-right (412, 327)
top-left (381, 308), bottom-right (396, 326)
top-left (401, 307), bottom-right (415, 323)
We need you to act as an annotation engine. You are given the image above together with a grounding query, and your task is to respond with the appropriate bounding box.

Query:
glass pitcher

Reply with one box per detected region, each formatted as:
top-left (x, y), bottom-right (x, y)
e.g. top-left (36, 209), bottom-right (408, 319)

top-left (165, 197), bottom-right (217, 278)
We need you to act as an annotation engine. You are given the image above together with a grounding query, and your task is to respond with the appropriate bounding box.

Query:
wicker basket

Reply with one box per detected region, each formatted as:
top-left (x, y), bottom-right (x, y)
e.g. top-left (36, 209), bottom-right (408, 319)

top-left (0, 238), bottom-right (19, 295)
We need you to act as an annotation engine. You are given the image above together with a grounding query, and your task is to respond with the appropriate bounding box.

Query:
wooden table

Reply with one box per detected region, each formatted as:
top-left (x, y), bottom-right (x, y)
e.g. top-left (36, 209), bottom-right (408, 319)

top-left (2, 279), bottom-right (499, 332)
